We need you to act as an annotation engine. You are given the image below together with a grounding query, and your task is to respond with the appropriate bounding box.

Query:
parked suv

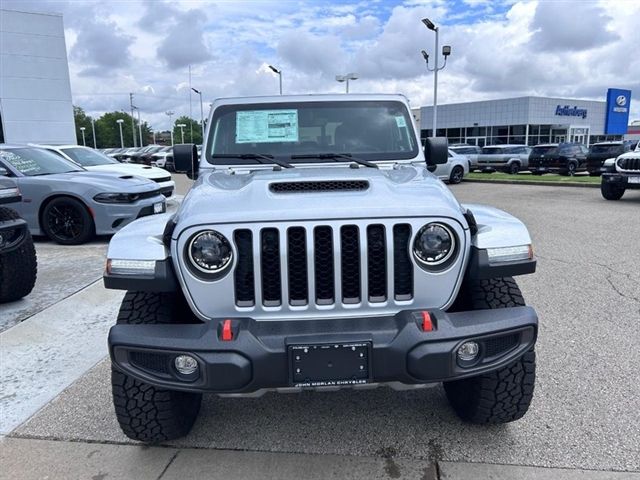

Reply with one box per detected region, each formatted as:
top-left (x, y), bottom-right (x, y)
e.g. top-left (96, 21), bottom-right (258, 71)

top-left (529, 143), bottom-right (588, 176)
top-left (449, 144), bottom-right (481, 170)
top-left (586, 141), bottom-right (635, 176)
top-left (601, 141), bottom-right (640, 200)
top-left (104, 94), bottom-right (538, 443)
top-left (477, 144), bottom-right (531, 174)
top-left (0, 176), bottom-right (37, 303)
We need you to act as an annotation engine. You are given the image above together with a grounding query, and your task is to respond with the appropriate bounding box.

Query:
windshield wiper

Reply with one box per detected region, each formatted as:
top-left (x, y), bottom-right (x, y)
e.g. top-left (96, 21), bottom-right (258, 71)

top-left (290, 153), bottom-right (378, 169)
top-left (211, 153), bottom-right (294, 169)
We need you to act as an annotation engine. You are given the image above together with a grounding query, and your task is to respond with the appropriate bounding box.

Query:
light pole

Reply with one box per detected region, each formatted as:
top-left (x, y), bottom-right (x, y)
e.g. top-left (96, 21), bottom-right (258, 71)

top-left (177, 123), bottom-right (186, 144)
top-left (80, 127), bottom-right (86, 146)
top-left (116, 119), bottom-right (124, 148)
top-left (134, 107), bottom-right (143, 147)
top-left (191, 87), bottom-right (205, 141)
top-left (421, 18), bottom-right (451, 137)
top-left (91, 118), bottom-right (97, 148)
top-left (335, 73), bottom-right (358, 93)
top-left (269, 65), bottom-right (282, 95)
top-left (166, 111), bottom-right (174, 145)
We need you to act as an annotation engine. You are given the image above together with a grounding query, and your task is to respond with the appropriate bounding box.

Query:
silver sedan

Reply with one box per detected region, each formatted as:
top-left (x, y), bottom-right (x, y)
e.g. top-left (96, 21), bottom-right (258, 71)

top-left (0, 145), bottom-right (167, 245)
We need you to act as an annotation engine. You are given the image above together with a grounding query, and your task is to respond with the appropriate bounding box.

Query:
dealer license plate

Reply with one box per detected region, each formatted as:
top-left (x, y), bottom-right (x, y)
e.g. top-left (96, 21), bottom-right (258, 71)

top-left (289, 342), bottom-right (370, 387)
top-left (153, 202), bottom-right (165, 214)
top-left (628, 176), bottom-right (640, 184)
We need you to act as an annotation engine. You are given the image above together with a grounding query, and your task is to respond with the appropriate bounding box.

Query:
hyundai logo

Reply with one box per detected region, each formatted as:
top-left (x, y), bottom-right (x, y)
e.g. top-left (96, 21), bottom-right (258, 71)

top-left (616, 95), bottom-right (627, 107)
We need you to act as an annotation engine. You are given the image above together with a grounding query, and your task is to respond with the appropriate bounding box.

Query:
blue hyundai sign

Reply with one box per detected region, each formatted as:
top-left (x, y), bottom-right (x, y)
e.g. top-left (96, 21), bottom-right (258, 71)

top-left (604, 88), bottom-right (632, 135)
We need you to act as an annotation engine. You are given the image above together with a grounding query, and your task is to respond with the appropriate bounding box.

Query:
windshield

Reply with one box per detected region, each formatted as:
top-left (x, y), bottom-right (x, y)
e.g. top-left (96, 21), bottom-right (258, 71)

top-left (0, 148), bottom-right (84, 176)
top-left (531, 146), bottom-right (558, 155)
top-left (206, 100), bottom-right (418, 165)
top-left (590, 144), bottom-right (622, 155)
top-left (61, 147), bottom-right (119, 166)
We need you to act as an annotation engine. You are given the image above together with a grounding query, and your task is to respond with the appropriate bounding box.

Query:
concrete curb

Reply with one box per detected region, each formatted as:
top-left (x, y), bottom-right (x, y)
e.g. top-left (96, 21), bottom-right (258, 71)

top-left (463, 178), bottom-right (599, 188)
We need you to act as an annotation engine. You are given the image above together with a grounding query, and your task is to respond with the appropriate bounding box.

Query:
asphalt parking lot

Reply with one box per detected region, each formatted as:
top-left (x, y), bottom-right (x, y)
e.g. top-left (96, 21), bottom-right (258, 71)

top-left (2, 178), bottom-right (639, 477)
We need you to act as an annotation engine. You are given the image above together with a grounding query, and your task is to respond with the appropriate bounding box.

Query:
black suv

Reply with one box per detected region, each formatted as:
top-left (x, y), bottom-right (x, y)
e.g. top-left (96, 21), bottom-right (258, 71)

top-left (529, 143), bottom-right (588, 176)
top-left (586, 141), bottom-right (635, 176)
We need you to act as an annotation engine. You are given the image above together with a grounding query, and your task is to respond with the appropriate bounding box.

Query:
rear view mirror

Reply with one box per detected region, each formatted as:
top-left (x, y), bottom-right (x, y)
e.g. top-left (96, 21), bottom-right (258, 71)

top-left (424, 137), bottom-right (448, 172)
top-left (0, 166), bottom-right (8, 176)
top-left (173, 144), bottom-right (198, 179)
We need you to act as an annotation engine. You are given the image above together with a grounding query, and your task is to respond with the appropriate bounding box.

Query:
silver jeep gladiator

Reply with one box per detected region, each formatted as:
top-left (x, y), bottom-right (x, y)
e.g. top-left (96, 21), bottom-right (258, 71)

top-left (104, 94), bottom-right (538, 443)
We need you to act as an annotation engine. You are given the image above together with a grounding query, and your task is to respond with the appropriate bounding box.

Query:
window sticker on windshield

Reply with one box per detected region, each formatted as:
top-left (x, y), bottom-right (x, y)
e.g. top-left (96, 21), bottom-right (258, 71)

top-left (236, 110), bottom-right (299, 143)
top-left (395, 115), bottom-right (407, 128)
top-left (0, 151), bottom-right (40, 175)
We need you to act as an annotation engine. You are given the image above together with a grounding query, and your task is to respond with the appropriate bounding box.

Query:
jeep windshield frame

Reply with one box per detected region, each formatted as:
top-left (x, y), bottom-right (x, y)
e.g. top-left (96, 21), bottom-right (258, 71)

top-left (204, 100), bottom-right (419, 166)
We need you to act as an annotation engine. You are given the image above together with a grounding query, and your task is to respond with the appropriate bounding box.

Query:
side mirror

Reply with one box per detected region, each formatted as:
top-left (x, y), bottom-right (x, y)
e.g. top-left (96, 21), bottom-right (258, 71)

top-left (173, 144), bottom-right (198, 179)
top-left (0, 166), bottom-right (8, 176)
top-left (424, 137), bottom-right (448, 172)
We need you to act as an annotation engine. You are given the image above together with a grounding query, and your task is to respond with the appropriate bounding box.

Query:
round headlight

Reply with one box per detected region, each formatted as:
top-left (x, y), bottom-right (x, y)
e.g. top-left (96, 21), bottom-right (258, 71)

top-left (188, 230), bottom-right (233, 274)
top-left (413, 223), bottom-right (456, 267)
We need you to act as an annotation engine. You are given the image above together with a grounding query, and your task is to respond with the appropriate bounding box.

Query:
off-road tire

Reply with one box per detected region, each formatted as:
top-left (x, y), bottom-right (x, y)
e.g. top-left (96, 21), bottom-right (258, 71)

top-left (507, 162), bottom-right (520, 175)
top-left (444, 277), bottom-right (536, 424)
top-left (111, 291), bottom-right (202, 443)
top-left (0, 207), bottom-right (37, 303)
top-left (600, 182), bottom-right (625, 200)
top-left (449, 166), bottom-right (464, 184)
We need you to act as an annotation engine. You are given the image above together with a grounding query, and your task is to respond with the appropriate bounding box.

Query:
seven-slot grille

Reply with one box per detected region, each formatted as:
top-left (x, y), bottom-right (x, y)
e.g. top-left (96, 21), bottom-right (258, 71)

top-left (618, 156), bottom-right (640, 171)
top-left (232, 223), bottom-right (415, 308)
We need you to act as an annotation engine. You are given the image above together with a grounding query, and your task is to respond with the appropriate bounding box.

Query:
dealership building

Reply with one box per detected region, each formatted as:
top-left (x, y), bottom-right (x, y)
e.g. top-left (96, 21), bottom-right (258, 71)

top-left (418, 89), bottom-right (632, 147)
top-left (0, 9), bottom-right (75, 144)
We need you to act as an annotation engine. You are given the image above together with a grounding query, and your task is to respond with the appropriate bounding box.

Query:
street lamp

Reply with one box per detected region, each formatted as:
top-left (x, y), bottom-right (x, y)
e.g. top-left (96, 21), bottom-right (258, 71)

top-left (116, 119), bottom-right (124, 148)
top-left (177, 123), bottom-right (186, 144)
top-left (335, 73), bottom-right (358, 93)
top-left (79, 127), bottom-right (86, 146)
top-left (133, 106), bottom-right (143, 147)
top-left (191, 87), bottom-right (205, 141)
top-left (166, 111), bottom-right (174, 145)
top-left (91, 118), bottom-right (97, 148)
top-left (268, 65), bottom-right (282, 95)
top-left (421, 18), bottom-right (451, 137)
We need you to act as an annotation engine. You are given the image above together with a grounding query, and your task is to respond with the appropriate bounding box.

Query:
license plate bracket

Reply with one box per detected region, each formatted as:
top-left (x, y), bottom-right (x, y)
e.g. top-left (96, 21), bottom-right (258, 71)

top-left (289, 342), bottom-right (371, 387)
top-left (153, 202), bottom-right (165, 214)
top-left (628, 176), bottom-right (640, 184)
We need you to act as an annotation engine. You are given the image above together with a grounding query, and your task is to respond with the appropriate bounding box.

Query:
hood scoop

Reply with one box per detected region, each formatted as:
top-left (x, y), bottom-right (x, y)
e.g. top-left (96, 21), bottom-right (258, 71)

top-left (269, 180), bottom-right (370, 194)
top-left (119, 175), bottom-right (134, 179)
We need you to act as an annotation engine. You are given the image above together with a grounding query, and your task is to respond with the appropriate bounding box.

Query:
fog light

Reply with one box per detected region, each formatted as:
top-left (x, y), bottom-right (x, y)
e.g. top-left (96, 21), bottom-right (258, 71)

top-left (457, 341), bottom-right (479, 362)
top-left (174, 355), bottom-right (198, 375)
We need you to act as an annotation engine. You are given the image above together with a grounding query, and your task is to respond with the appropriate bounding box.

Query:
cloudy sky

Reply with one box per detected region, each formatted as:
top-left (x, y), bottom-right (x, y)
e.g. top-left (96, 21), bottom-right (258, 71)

top-left (5, 0), bottom-right (640, 131)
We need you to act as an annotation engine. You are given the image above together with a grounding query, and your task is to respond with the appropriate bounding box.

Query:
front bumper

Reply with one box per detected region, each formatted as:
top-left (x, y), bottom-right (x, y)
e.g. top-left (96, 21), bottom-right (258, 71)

top-left (109, 306), bottom-right (537, 394)
top-left (0, 216), bottom-right (29, 254)
top-left (92, 194), bottom-right (167, 235)
top-left (602, 172), bottom-right (640, 189)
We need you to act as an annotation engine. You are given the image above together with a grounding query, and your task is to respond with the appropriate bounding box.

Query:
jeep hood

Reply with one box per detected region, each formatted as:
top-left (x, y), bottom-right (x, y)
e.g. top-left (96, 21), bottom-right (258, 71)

top-left (175, 165), bottom-right (466, 228)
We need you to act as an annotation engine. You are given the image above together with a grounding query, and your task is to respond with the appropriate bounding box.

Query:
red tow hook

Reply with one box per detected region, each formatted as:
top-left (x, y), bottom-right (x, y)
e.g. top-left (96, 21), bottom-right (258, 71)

top-left (221, 319), bottom-right (234, 341)
top-left (420, 311), bottom-right (435, 332)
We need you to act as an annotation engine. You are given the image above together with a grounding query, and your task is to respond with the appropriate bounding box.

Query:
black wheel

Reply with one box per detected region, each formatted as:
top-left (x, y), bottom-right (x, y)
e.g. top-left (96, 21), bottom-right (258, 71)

top-left (562, 162), bottom-right (577, 176)
top-left (111, 291), bottom-right (202, 443)
top-left (600, 181), bottom-right (625, 200)
top-left (0, 207), bottom-right (37, 303)
top-left (449, 165), bottom-right (464, 184)
top-left (444, 277), bottom-right (536, 424)
top-left (41, 197), bottom-right (94, 245)
top-left (507, 162), bottom-right (520, 175)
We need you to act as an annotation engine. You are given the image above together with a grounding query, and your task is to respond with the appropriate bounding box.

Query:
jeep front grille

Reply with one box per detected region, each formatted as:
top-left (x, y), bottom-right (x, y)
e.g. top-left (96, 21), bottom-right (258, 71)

top-left (232, 222), bottom-right (414, 308)
top-left (618, 156), bottom-right (640, 171)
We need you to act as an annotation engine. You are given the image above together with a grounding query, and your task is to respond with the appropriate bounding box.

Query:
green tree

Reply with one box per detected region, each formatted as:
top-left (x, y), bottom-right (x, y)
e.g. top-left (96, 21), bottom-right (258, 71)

top-left (73, 106), bottom-right (93, 146)
top-left (93, 111), bottom-right (153, 149)
top-left (172, 116), bottom-right (202, 145)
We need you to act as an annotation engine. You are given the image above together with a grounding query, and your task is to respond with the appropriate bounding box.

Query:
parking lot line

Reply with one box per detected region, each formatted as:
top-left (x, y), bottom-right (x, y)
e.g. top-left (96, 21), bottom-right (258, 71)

top-left (0, 281), bottom-right (123, 434)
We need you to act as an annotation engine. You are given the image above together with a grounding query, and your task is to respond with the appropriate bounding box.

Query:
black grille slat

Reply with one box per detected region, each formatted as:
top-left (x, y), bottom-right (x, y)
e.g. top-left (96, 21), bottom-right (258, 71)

top-left (484, 334), bottom-right (519, 357)
top-left (367, 225), bottom-right (387, 302)
top-left (234, 230), bottom-right (255, 307)
top-left (270, 180), bottom-right (369, 193)
top-left (314, 227), bottom-right (335, 304)
top-left (393, 224), bottom-right (413, 300)
top-left (287, 227), bottom-right (308, 305)
top-left (261, 228), bottom-right (282, 306)
top-left (341, 225), bottom-right (361, 303)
